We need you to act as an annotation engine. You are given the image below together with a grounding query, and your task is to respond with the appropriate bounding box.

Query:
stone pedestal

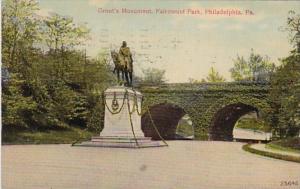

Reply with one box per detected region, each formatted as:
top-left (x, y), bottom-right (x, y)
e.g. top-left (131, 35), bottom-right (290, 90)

top-left (100, 87), bottom-right (144, 138)
top-left (75, 86), bottom-right (163, 148)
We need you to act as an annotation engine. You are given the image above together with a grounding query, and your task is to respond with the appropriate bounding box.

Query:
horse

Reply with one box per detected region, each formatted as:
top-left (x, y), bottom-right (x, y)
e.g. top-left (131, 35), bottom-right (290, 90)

top-left (111, 50), bottom-right (133, 86)
top-left (111, 50), bottom-right (125, 83)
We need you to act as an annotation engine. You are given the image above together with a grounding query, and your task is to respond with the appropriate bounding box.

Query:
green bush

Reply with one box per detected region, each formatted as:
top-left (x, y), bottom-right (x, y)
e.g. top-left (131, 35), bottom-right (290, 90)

top-left (235, 118), bottom-right (271, 132)
top-left (270, 137), bottom-right (300, 151)
top-left (87, 103), bottom-right (104, 133)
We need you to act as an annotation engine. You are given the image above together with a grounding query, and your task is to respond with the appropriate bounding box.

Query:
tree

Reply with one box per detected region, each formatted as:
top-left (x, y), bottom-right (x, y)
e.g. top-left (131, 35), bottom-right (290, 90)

top-left (188, 78), bottom-right (206, 83)
top-left (2, 73), bottom-right (38, 129)
top-left (269, 54), bottom-right (300, 138)
top-left (230, 56), bottom-right (250, 81)
top-left (230, 49), bottom-right (275, 82)
top-left (139, 68), bottom-right (166, 85)
top-left (42, 13), bottom-right (89, 51)
top-left (204, 67), bottom-right (226, 82)
top-left (41, 13), bottom-right (89, 79)
top-left (1, 0), bottom-right (116, 134)
top-left (283, 10), bottom-right (300, 51)
top-left (2, 0), bottom-right (41, 131)
top-left (2, 0), bottom-right (40, 72)
top-left (268, 11), bottom-right (300, 138)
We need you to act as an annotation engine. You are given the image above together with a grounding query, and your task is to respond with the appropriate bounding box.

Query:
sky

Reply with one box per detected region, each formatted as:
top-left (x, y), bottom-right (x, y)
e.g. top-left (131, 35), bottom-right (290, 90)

top-left (36, 0), bottom-right (300, 83)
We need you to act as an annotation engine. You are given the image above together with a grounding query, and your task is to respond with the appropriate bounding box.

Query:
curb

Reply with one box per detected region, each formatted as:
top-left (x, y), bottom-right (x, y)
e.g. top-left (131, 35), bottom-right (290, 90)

top-left (242, 144), bottom-right (300, 163)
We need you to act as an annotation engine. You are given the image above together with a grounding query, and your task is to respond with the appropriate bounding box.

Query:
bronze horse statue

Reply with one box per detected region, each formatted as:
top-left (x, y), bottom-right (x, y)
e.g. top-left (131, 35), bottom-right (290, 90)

top-left (111, 50), bottom-right (133, 86)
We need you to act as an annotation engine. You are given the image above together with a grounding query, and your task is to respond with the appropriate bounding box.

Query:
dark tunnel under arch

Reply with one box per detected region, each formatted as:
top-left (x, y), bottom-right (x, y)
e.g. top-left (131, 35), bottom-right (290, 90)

top-left (141, 103), bottom-right (188, 140)
top-left (209, 102), bottom-right (259, 141)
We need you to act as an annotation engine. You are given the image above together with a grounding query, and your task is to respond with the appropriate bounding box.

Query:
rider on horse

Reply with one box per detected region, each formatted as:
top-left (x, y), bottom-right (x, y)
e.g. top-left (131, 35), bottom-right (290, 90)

top-left (118, 41), bottom-right (133, 86)
top-left (119, 41), bottom-right (133, 73)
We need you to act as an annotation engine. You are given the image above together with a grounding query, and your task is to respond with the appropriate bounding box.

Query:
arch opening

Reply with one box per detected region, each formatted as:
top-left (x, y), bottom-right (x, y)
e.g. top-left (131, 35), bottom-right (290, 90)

top-left (141, 103), bottom-right (194, 140)
top-left (175, 114), bottom-right (194, 140)
top-left (233, 112), bottom-right (272, 141)
top-left (209, 103), bottom-right (258, 141)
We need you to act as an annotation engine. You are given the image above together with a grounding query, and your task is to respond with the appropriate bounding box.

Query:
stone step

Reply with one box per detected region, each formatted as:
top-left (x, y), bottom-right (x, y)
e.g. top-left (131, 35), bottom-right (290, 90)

top-left (90, 139), bottom-right (156, 144)
top-left (75, 140), bottom-right (164, 148)
top-left (91, 136), bottom-right (152, 142)
top-left (92, 136), bottom-right (152, 140)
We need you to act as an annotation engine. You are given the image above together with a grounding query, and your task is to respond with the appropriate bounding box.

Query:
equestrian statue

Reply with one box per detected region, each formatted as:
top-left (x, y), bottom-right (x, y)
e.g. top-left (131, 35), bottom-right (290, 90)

top-left (111, 41), bottom-right (133, 86)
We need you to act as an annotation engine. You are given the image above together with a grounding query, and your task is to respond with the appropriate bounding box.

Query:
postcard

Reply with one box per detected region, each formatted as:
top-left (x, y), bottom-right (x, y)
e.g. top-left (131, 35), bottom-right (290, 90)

top-left (2, 0), bottom-right (300, 189)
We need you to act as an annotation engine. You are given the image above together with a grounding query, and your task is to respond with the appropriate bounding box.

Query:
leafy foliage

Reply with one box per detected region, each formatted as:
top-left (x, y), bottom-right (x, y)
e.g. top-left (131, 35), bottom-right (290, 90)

top-left (269, 54), bottom-right (300, 138)
top-left (283, 11), bottom-right (300, 47)
top-left (86, 102), bottom-right (105, 133)
top-left (1, 0), bottom-right (116, 135)
top-left (2, 0), bottom-right (40, 72)
top-left (235, 117), bottom-right (271, 132)
top-left (136, 68), bottom-right (167, 85)
top-left (204, 67), bottom-right (226, 82)
top-left (2, 73), bottom-right (37, 128)
top-left (267, 11), bottom-right (300, 138)
top-left (230, 49), bottom-right (275, 82)
top-left (269, 137), bottom-right (300, 151)
top-left (42, 13), bottom-right (89, 51)
top-left (188, 67), bottom-right (225, 83)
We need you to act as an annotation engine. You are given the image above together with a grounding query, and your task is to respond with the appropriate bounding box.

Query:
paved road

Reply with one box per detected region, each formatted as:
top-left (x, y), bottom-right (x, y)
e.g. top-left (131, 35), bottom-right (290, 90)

top-left (2, 141), bottom-right (300, 189)
top-left (233, 128), bottom-right (271, 141)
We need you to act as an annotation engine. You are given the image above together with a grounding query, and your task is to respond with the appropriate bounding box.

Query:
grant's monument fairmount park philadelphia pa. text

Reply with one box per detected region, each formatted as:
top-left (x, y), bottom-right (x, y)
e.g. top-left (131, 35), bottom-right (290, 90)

top-left (73, 41), bottom-right (166, 148)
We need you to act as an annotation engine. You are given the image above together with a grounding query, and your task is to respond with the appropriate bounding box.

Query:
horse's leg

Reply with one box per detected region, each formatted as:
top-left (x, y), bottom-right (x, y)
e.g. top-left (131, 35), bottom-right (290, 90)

top-left (117, 69), bottom-right (120, 82)
top-left (129, 71), bottom-right (133, 86)
top-left (124, 71), bottom-right (129, 86)
top-left (122, 70), bottom-right (125, 81)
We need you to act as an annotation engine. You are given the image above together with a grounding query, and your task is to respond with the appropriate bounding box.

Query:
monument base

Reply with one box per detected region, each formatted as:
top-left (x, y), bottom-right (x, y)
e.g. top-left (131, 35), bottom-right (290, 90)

top-left (72, 86), bottom-right (167, 148)
top-left (73, 136), bottom-right (165, 148)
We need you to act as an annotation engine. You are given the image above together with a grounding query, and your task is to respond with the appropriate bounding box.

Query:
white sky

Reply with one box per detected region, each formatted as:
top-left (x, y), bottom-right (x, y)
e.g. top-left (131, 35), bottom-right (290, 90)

top-left (37, 0), bottom-right (300, 82)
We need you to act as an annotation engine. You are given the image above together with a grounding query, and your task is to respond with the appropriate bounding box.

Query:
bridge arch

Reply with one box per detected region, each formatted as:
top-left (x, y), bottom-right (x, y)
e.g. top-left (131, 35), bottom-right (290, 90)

top-left (141, 103), bottom-right (194, 140)
top-left (139, 83), bottom-right (270, 140)
top-left (206, 96), bottom-right (271, 141)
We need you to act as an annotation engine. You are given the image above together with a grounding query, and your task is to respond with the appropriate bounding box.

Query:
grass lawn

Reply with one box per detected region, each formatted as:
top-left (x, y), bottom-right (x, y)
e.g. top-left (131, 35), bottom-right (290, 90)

top-left (235, 118), bottom-right (271, 132)
top-left (2, 127), bottom-right (96, 145)
top-left (266, 137), bottom-right (300, 153)
top-left (243, 143), bottom-right (300, 163)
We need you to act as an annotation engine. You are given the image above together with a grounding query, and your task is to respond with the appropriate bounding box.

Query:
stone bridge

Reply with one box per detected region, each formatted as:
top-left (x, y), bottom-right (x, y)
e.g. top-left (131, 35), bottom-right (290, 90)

top-left (137, 82), bottom-right (271, 141)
